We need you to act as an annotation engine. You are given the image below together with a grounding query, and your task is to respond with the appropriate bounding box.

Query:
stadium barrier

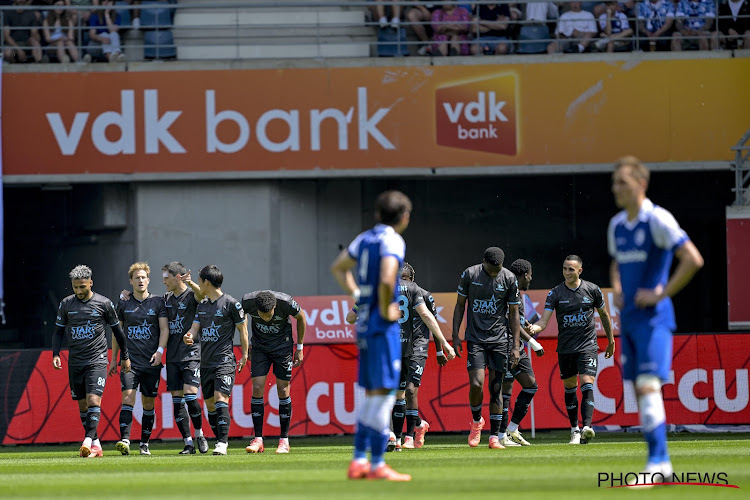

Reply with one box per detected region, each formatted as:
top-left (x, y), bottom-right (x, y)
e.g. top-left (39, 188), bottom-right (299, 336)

top-left (1, 333), bottom-right (747, 444)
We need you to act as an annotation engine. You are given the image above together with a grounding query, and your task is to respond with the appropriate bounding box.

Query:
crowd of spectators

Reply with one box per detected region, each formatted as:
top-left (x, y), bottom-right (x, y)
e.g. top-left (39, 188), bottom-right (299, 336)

top-left (373, 0), bottom-right (750, 54)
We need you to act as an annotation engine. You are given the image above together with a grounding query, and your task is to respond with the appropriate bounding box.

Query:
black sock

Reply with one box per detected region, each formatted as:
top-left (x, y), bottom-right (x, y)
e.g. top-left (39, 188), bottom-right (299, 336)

top-left (86, 406), bottom-right (101, 440)
top-left (185, 394), bottom-right (203, 432)
top-left (500, 394), bottom-right (511, 434)
top-left (392, 399), bottom-right (406, 439)
top-left (279, 397), bottom-right (292, 439)
top-left (215, 402), bottom-right (230, 444)
top-left (120, 404), bottom-right (133, 442)
top-left (141, 408), bottom-right (155, 444)
top-left (405, 409), bottom-right (419, 438)
top-left (511, 386), bottom-right (537, 427)
top-left (490, 413), bottom-right (503, 436)
top-left (208, 410), bottom-right (218, 438)
top-left (80, 411), bottom-right (87, 434)
top-left (251, 397), bottom-right (264, 438)
top-left (581, 383), bottom-right (595, 427)
top-left (173, 397), bottom-right (190, 439)
top-left (470, 404), bottom-right (482, 422)
top-left (565, 387), bottom-right (579, 428)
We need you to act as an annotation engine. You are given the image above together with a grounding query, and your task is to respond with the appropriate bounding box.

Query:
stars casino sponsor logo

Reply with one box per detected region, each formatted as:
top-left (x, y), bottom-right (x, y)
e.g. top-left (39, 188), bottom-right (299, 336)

top-left (435, 72), bottom-right (518, 155)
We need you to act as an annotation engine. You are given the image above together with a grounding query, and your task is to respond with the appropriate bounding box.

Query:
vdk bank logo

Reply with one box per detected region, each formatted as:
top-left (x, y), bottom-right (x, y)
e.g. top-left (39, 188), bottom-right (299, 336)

top-left (435, 73), bottom-right (518, 155)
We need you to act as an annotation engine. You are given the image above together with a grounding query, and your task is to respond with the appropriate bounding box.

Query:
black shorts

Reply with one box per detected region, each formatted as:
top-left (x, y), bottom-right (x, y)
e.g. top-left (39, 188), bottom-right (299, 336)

top-left (201, 363), bottom-right (236, 398)
top-left (558, 349), bottom-right (598, 379)
top-left (166, 359), bottom-right (201, 392)
top-left (250, 346), bottom-right (292, 382)
top-left (398, 355), bottom-right (427, 389)
top-left (505, 350), bottom-right (534, 380)
top-left (69, 364), bottom-right (107, 400)
top-left (466, 342), bottom-right (507, 374)
top-left (121, 366), bottom-right (161, 398)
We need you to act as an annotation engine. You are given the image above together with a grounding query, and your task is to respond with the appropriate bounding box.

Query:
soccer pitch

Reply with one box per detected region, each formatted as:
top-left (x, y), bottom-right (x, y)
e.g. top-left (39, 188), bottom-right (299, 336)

top-left (0, 432), bottom-right (747, 499)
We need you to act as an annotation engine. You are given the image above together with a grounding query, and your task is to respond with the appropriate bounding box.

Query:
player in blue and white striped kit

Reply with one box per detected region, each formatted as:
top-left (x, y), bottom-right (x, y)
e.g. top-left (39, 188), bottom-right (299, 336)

top-left (608, 156), bottom-right (703, 485)
top-left (331, 190), bottom-right (412, 482)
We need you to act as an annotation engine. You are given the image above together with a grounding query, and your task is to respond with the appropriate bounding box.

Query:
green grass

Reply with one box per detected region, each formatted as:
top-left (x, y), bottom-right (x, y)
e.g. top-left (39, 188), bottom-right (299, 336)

top-left (0, 432), bottom-right (747, 499)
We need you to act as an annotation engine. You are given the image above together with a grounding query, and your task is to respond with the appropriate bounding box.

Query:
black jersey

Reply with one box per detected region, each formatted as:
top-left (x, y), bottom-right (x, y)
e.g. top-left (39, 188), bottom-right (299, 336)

top-left (55, 292), bottom-right (120, 367)
top-left (165, 288), bottom-right (200, 363)
top-left (397, 280), bottom-right (426, 358)
top-left (544, 279), bottom-right (604, 354)
top-left (457, 264), bottom-right (520, 346)
top-left (241, 291), bottom-right (301, 352)
top-left (412, 287), bottom-right (437, 358)
top-left (194, 294), bottom-right (245, 369)
top-left (117, 294), bottom-right (167, 370)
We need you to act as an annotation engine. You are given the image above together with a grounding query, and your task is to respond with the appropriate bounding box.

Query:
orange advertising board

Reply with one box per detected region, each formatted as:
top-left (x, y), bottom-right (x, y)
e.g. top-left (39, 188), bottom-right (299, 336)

top-left (3, 59), bottom-right (748, 176)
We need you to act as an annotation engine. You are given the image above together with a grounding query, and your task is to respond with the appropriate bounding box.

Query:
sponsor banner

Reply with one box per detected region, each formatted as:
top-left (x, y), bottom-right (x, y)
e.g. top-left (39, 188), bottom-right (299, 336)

top-left (3, 334), bottom-right (748, 444)
top-left (3, 59), bottom-right (748, 176)
top-left (726, 208), bottom-right (750, 329)
top-left (294, 290), bottom-right (620, 344)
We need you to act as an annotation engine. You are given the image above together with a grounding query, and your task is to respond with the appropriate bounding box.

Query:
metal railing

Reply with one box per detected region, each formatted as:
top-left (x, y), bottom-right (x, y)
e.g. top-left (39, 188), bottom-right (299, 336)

top-left (0, 1), bottom-right (747, 63)
top-left (731, 128), bottom-right (750, 206)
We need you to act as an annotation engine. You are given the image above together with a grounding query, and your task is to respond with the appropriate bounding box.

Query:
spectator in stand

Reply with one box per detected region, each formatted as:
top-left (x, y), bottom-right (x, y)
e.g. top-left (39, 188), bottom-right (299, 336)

top-left (43, 0), bottom-right (80, 62)
top-left (406, 1), bottom-right (438, 55)
top-left (717, 0), bottom-right (750, 48)
top-left (70, 0), bottom-right (98, 25)
top-left (638, 0), bottom-right (676, 50)
top-left (374, 0), bottom-right (402, 29)
top-left (520, 1), bottom-right (559, 50)
top-left (3, 0), bottom-right (43, 63)
top-left (596, 0), bottom-right (634, 51)
top-left (84, 0), bottom-right (126, 62)
top-left (548, 1), bottom-right (598, 53)
top-left (672, 0), bottom-right (717, 50)
top-left (431, 3), bottom-right (471, 56)
top-left (124, 0), bottom-right (140, 28)
top-left (471, 2), bottom-right (513, 55)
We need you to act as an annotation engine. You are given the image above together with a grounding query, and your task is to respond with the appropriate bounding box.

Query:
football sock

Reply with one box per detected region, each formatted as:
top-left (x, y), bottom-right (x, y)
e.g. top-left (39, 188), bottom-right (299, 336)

top-left (499, 393), bottom-right (511, 434)
top-left (173, 396), bottom-right (190, 439)
top-left (120, 404), bottom-right (134, 442)
top-left (251, 397), bottom-right (265, 438)
top-left (85, 406), bottom-right (101, 440)
top-left (564, 386), bottom-right (579, 428)
top-left (208, 410), bottom-right (218, 438)
top-left (215, 401), bottom-right (230, 444)
top-left (367, 393), bottom-right (396, 467)
top-left (391, 399), bottom-right (406, 439)
top-left (79, 411), bottom-right (87, 432)
top-left (470, 404), bottom-right (482, 422)
top-left (639, 391), bottom-right (669, 464)
top-left (185, 394), bottom-right (203, 432)
top-left (511, 386), bottom-right (538, 427)
top-left (279, 397), bottom-right (292, 439)
top-left (489, 413), bottom-right (503, 436)
top-left (581, 383), bottom-right (595, 428)
top-left (141, 408), bottom-right (155, 444)
top-left (405, 409), bottom-right (419, 438)
top-left (353, 397), bottom-right (372, 461)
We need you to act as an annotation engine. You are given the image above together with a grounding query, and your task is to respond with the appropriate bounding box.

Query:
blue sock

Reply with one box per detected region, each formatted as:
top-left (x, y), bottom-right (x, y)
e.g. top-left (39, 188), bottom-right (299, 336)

top-left (639, 391), bottom-right (668, 464)
top-left (353, 423), bottom-right (369, 461)
top-left (368, 426), bottom-right (389, 467)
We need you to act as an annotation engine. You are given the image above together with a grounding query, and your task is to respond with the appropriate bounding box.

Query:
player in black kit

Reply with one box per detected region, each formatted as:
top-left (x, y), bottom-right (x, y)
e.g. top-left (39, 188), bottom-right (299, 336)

top-left (389, 263), bottom-right (455, 451)
top-left (53, 265), bottom-right (131, 458)
top-left (183, 265), bottom-right (249, 455)
top-left (110, 262), bottom-right (169, 456)
top-left (452, 247), bottom-right (521, 450)
top-left (242, 290), bottom-right (307, 454)
top-left (528, 255), bottom-right (615, 445)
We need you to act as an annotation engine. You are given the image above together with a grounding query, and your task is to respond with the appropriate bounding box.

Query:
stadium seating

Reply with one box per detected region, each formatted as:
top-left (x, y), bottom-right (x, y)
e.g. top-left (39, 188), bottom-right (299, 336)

top-left (144, 29), bottom-right (177, 59)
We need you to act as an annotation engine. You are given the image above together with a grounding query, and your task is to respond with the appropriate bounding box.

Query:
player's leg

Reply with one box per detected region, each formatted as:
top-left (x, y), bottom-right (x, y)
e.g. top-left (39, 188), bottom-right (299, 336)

top-left (560, 353), bottom-right (581, 443)
top-left (349, 337), bottom-right (372, 479)
top-left (578, 350), bottom-right (598, 444)
top-left (499, 376), bottom-right (518, 446)
top-left (201, 370), bottom-right (219, 440)
top-left (466, 342), bottom-right (487, 447)
top-left (212, 366), bottom-right (235, 455)
top-left (486, 347), bottom-right (508, 449)
top-left (405, 355), bottom-right (427, 448)
top-left (167, 362), bottom-right (192, 453)
top-left (184, 361), bottom-right (207, 453)
top-left (80, 366), bottom-right (106, 457)
top-left (139, 370), bottom-right (160, 455)
top-left (81, 393), bottom-right (103, 457)
top-left (272, 350), bottom-right (293, 454)
top-left (390, 366), bottom-right (407, 449)
top-left (71, 365), bottom-right (90, 453)
top-left (246, 348), bottom-right (271, 453)
top-left (506, 370), bottom-right (536, 446)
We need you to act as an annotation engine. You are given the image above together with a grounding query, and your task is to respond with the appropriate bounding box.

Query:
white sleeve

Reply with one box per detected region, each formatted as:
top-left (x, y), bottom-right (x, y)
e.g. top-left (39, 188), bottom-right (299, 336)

top-left (381, 232), bottom-right (406, 260)
top-left (585, 15), bottom-right (597, 33)
top-left (620, 12), bottom-right (631, 29)
top-left (346, 232), bottom-right (365, 259)
top-left (607, 217), bottom-right (618, 258)
top-left (649, 207), bottom-right (688, 250)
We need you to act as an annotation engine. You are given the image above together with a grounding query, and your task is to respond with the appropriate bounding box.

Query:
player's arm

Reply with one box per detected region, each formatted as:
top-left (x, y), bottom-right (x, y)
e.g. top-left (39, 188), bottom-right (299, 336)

top-left (519, 328), bottom-right (544, 356)
top-left (111, 322), bottom-right (131, 373)
top-left (150, 317), bottom-right (168, 366)
top-left (634, 240), bottom-right (704, 308)
top-left (184, 320), bottom-right (199, 345)
top-left (452, 294), bottom-right (467, 358)
top-left (293, 311), bottom-right (306, 367)
top-left (378, 256), bottom-right (401, 321)
top-left (345, 305), bottom-right (359, 324)
top-left (330, 250), bottom-right (359, 298)
top-left (181, 271), bottom-right (205, 301)
top-left (108, 331), bottom-right (120, 376)
top-left (52, 325), bottom-right (66, 370)
top-left (236, 319), bottom-right (249, 373)
top-left (415, 303), bottom-right (456, 362)
top-left (508, 303), bottom-right (521, 366)
top-left (597, 305), bottom-right (616, 359)
top-left (527, 309), bottom-right (553, 335)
